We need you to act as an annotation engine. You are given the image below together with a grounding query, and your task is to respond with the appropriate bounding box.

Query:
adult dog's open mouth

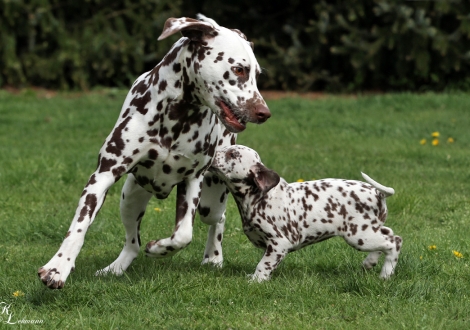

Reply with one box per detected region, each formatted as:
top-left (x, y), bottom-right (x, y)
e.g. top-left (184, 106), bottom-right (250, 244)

top-left (218, 100), bottom-right (246, 133)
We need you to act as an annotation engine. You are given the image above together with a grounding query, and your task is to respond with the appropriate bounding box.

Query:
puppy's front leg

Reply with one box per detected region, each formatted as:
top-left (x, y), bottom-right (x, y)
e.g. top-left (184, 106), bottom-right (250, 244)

top-left (199, 173), bottom-right (229, 267)
top-left (249, 245), bottom-right (287, 282)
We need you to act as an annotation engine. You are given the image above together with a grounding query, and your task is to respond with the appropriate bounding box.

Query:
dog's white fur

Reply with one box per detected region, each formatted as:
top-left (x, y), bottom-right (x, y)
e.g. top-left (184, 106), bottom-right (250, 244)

top-left (38, 16), bottom-right (270, 289)
top-left (210, 145), bottom-right (402, 282)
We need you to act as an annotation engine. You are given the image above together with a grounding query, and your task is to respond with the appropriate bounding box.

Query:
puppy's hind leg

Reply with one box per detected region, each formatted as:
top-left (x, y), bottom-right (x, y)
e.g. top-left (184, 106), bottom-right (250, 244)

top-left (371, 226), bottom-right (402, 279)
top-left (380, 233), bottom-right (402, 279)
top-left (344, 226), bottom-right (402, 279)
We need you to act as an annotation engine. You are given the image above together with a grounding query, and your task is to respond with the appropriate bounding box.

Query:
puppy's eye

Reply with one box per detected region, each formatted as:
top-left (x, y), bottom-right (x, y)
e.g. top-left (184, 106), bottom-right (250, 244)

top-left (231, 66), bottom-right (244, 77)
top-left (226, 150), bottom-right (237, 159)
top-left (225, 149), bottom-right (240, 161)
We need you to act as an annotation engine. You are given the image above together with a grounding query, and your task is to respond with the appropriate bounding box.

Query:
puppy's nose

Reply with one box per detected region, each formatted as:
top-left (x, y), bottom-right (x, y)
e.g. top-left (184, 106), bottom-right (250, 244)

top-left (255, 104), bottom-right (271, 123)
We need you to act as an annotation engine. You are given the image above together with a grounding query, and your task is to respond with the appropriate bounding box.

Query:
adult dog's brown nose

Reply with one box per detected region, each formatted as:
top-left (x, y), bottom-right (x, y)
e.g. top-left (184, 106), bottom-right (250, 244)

top-left (255, 104), bottom-right (271, 123)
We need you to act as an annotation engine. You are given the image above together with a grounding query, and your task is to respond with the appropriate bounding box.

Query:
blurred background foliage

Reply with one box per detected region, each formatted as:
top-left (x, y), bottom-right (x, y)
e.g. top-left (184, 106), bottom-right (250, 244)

top-left (1, 0), bottom-right (470, 92)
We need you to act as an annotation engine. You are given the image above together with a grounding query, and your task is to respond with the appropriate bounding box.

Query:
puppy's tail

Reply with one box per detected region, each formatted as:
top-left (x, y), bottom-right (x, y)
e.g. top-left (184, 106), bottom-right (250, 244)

top-left (361, 172), bottom-right (394, 197)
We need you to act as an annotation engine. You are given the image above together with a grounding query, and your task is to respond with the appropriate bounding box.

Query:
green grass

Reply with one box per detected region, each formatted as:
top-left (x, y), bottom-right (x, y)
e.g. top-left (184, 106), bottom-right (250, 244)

top-left (1, 90), bottom-right (469, 329)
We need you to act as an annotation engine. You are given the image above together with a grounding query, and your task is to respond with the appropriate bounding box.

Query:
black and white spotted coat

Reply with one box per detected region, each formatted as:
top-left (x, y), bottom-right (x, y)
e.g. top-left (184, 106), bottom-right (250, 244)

top-left (38, 15), bottom-right (270, 289)
top-left (210, 145), bottom-right (403, 282)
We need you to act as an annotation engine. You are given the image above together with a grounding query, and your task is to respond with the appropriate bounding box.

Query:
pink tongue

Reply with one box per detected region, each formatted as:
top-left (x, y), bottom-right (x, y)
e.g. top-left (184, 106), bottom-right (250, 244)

top-left (220, 102), bottom-right (245, 131)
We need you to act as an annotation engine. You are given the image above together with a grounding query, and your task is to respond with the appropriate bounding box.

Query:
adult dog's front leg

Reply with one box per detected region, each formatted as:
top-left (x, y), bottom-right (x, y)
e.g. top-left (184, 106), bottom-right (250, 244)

top-left (145, 177), bottom-right (203, 257)
top-left (38, 171), bottom-right (115, 289)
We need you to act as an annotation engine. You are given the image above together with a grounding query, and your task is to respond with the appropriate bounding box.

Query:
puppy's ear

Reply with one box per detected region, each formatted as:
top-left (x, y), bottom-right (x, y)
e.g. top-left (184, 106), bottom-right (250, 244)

top-left (250, 163), bottom-right (280, 194)
top-left (158, 17), bottom-right (217, 41)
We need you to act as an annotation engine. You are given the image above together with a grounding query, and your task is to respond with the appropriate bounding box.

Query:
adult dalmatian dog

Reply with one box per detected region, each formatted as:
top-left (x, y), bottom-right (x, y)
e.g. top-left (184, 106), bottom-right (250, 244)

top-left (38, 15), bottom-right (271, 289)
top-left (210, 145), bottom-right (402, 282)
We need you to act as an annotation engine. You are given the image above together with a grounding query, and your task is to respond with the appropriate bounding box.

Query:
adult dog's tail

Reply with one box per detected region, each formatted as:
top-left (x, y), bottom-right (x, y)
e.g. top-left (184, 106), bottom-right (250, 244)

top-left (361, 172), bottom-right (395, 197)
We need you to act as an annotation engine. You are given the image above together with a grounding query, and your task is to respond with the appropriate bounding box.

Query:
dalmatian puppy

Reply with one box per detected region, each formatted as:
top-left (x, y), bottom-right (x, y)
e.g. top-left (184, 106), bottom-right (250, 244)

top-left (38, 15), bottom-right (271, 289)
top-left (210, 145), bottom-right (402, 282)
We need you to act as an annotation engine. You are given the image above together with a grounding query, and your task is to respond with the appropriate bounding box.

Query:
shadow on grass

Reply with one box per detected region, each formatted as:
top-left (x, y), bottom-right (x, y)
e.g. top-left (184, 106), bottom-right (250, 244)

top-left (29, 253), bottom-right (255, 305)
top-left (32, 243), bottom-right (437, 306)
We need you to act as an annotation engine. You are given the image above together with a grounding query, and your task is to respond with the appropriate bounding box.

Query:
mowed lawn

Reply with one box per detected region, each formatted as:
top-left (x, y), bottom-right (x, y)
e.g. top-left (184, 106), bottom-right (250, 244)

top-left (0, 90), bottom-right (469, 329)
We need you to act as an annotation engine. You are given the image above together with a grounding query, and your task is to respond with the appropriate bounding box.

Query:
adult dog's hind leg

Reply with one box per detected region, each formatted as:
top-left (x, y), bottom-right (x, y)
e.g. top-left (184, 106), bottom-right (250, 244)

top-left (96, 174), bottom-right (152, 276)
top-left (145, 177), bottom-right (204, 257)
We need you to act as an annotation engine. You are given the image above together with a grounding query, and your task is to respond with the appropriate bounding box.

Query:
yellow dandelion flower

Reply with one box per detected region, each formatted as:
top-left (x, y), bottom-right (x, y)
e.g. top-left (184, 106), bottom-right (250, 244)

top-left (13, 290), bottom-right (24, 297)
top-left (154, 207), bottom-right (162, 212)
top-left (428, 245), bottom-right (437, 250)
top-left (432, 139), bottom-right (439, 146)
top-left (452, 250), bottom-right (463, 258)
top-left (447, 137), bottom-right (454, 143)
top-left (297, 179), bottom-right (304, 182)
top-left (420, 139), bottom-right (427, 145)
top-left (420, 256), bottom-right (423, 260)
top-left (432, 132), bottom-right (440, 138)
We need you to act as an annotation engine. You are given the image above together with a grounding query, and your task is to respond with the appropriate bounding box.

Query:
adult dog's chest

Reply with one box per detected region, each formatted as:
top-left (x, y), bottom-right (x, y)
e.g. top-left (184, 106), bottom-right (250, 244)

top-left (123, 100), bottom-right (221, 199)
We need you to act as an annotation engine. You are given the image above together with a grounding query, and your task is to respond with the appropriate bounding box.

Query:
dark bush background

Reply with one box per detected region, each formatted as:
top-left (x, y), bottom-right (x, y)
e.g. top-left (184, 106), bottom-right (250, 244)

top-left (1, 0), bottom-right (470, 91)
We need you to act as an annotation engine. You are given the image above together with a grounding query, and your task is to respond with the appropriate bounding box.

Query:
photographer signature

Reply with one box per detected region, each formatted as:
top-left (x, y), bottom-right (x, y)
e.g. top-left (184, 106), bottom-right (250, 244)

top-left (0, 302), bottom-right (16, 325)
top-left (0, 302), bottom-right (44, 325)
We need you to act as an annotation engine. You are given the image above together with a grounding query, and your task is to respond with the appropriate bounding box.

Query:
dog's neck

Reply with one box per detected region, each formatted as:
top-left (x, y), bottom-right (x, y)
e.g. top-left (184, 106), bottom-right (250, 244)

top-left (144, 37), bottom-right (212, 106)
top-left (228, 184), bottom-right (268, 225)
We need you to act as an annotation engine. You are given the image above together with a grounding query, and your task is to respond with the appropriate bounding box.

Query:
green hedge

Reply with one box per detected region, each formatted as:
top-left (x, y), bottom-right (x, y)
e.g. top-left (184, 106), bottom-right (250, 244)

top-left (1, 0), bottom-right (470, 91)
top-left (0, 0), bottom-right (181, 89)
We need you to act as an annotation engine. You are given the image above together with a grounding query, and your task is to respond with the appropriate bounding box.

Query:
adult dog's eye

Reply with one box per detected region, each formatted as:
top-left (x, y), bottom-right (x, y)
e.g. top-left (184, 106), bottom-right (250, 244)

top-left (231, 66), bottom-right (244, 77)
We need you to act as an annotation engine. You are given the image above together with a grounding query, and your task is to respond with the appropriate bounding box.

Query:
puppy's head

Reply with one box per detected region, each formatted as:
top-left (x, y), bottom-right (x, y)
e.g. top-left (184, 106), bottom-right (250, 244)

top-left (210, 145), bottom-right (280, 195)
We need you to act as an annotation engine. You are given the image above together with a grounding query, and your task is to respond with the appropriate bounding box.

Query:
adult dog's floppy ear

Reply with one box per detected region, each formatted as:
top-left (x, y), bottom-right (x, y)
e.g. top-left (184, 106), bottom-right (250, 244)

top-left (158, 17), bottom-right (217, 41)
top-left (250, 163), bottom-right (280, 194)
